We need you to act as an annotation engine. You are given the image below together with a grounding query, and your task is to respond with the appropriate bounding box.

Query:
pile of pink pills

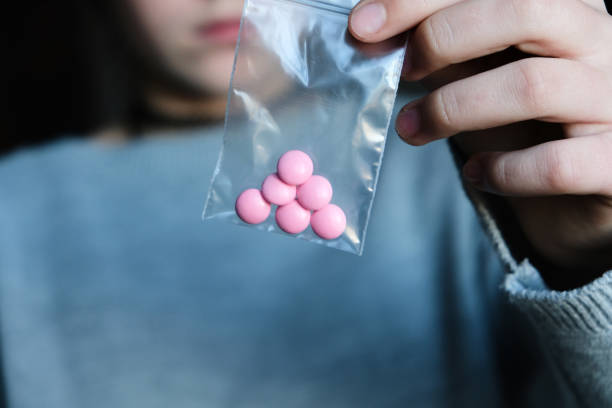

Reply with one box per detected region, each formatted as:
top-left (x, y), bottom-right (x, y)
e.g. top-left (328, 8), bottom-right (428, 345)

top-left (235, 150), bottom-right (346, 240)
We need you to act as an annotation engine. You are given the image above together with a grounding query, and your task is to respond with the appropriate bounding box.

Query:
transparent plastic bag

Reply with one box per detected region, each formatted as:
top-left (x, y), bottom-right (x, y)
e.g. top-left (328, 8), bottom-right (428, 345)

top-left (203, 0), bottom-right (406, 255)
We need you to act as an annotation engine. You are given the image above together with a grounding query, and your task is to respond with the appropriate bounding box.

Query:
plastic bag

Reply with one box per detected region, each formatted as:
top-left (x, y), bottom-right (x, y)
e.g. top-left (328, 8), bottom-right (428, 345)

top-left (203, 0), bottom-right (406, 255)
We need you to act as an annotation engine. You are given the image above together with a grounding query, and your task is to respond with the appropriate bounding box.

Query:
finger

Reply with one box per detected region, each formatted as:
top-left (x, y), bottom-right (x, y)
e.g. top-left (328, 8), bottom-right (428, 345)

top-left (395, 58), bottom-right (612, 144)
top-left (406, 0), bottom-right (612, 80)
top-left (349, 0), bottom-right (460, 43)
top-left (409, 48), bottom-right (524, 88)
top-left (462, 135), bottom-right (612, 196)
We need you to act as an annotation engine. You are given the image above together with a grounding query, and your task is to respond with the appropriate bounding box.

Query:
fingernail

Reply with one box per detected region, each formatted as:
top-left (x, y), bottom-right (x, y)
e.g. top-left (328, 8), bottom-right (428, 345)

top-left (463, 160), bottom-right (482, 184)
top-left (350, 3), bottom-right (386, 37)
top-left (396, 107), bottom-right (420, 141)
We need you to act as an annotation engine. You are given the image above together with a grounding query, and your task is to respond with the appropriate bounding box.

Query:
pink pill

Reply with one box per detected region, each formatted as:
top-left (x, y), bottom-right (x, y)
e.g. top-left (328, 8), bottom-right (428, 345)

top-left (296, 175), bottom-right (333, 211)
top-left (275, 200), bottom-right (311, 234)
top-left (235, 188), bottom-right (271, 224)
top-left (261, 173), bottom-right (296, 206)
top-left (311, 204), bottom-right (346, 240)
top-left (277, 150), bottom-right (313, 186)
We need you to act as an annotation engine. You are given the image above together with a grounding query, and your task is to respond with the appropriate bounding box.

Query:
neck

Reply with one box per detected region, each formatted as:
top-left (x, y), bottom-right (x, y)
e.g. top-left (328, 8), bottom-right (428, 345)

top-left (145, 85), bottom-right (227, 122)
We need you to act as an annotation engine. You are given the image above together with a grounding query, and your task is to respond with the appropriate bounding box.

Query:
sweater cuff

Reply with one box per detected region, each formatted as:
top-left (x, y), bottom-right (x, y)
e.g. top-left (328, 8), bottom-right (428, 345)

top-left (503, 261), bottom-right (612, 333)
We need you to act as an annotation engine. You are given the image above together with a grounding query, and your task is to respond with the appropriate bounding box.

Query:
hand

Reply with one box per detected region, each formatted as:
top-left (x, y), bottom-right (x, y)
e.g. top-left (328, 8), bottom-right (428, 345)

top-left (349, 0), bottom-right (612, 285)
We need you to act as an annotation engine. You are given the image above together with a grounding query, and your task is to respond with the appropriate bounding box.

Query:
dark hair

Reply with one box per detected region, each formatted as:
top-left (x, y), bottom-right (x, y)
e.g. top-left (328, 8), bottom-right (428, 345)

top-left (5, 0), bottom-right (150, 155)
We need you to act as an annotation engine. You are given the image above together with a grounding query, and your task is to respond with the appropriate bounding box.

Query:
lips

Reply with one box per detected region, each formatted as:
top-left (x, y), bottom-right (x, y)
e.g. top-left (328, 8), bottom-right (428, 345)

top-left (198, 19), bottom-right (241, 43)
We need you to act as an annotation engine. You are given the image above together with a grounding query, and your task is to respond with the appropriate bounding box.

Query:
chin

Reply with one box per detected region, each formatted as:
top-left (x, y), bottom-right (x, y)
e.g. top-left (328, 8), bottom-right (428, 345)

top-left (194, 47), bottom-right (237, 96)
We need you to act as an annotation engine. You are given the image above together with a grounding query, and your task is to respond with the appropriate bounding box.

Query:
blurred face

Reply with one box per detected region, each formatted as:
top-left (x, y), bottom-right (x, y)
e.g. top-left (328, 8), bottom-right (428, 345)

top-left (128, 0), bottom-right (244, 96)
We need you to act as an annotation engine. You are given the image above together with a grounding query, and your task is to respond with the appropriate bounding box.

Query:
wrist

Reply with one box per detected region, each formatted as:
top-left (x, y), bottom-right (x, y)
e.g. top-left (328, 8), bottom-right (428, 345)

top-left (524, 244), bottom-right (609, 291)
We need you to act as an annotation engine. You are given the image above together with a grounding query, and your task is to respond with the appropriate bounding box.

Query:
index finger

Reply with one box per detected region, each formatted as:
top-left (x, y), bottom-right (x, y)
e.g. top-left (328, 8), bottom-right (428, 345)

top-left (349, 0), bottom-right (461, 42)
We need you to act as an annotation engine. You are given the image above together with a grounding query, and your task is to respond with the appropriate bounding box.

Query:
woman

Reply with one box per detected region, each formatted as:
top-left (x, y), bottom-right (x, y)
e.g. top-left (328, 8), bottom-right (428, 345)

top-left (1, 0), bottom-right (611, 406)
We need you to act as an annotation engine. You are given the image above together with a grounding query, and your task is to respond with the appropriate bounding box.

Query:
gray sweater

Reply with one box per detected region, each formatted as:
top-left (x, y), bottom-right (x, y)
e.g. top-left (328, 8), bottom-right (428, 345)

top-left (0, 105), bottom-right (610, 406)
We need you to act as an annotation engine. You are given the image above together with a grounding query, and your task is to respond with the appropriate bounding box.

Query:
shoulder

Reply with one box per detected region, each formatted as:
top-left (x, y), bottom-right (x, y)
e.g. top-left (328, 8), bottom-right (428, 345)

top-left (0, 137), bottom-right (90, 172)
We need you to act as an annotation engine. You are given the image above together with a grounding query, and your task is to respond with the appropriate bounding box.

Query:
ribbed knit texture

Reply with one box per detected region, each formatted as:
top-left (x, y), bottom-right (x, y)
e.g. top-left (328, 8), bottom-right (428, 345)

top-left (505, 263), bottom-right (612, 333)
